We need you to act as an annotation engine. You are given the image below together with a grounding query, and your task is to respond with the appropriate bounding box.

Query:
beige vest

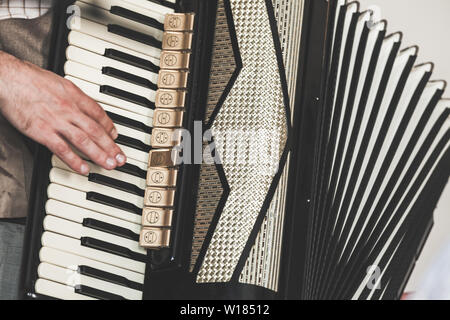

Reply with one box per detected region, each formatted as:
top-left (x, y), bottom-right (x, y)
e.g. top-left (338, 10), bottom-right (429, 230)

top-left (0, 11), bottom-right (53, 218)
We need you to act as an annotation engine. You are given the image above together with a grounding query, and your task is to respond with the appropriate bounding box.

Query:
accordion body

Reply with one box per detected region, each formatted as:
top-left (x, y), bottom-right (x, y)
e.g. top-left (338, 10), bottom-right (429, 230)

top-left (20, 0), bottom-right (450, 300)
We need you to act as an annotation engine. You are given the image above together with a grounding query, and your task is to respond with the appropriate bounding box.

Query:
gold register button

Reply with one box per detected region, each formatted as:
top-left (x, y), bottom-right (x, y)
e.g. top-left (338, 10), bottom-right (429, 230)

top-left (142, 207), bottom-right (174, 228)
top-left (162, 32), bottom-right (193, 51)
top-left (158, 70), bottom-right (189, 89)
top-left (153, 109), bottom-right (184, 128)
top-left (147, 167), bottom-right (178, 188)
top-left (144, 187), bottom-right (176, 207)
top-left (155, 89), bottom-right (186, 109)
top-left (140, 228), bottom-right (171, 249)
top-left (151, 128), bottom-right (182, 148)
top-left (160, 51), bottom-right (190, 70)
top-left (164, 13), bottom-right (195, 32)
top-left (148, 149), bottom-right (177, 168)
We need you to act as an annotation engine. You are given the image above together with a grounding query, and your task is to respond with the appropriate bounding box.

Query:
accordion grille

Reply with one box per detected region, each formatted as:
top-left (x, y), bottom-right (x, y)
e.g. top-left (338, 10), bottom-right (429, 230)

top-left (190, 152), bottom-right (225, 272)
top-left (189, 0), bottom-right (235, 272)
top-left (203, 1), bottom-right (237, 124)
top-left (239, 0), bottom-right (305, 291)
top-left (191, 0), bottom-right (304, 289)
top-left (273, 0), bottom-right (305, 124)
top-left (196, 0), bottom-right (288, 285)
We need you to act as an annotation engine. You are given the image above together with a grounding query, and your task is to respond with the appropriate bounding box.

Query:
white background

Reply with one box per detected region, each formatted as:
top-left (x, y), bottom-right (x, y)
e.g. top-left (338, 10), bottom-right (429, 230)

top-left (358, 0), bottom-right (450, 294)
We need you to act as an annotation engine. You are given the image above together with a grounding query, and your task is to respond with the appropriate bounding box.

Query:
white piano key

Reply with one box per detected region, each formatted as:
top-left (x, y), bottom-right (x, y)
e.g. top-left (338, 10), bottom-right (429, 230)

top-left (74, 149), bottom-right (148, 172)
top-left (49, 168), bottom-right (144, 208)
top-left (38, 263), bottom-right (142, 300)
top-left (69, 18), bottom-right (161, 59)
top-left (52, 156), bottom-right (146, 191)
top-left (100, 102), bottom-right (152, 127)
top-left (116, 143), bottom-right (149, 164)
top-left (41, 232), bottom-right (145, 274)
top-left (124, 156), bottom-right (148, 171)
top-left (80, 0), bottom-right (174, 18)
top-left (76, 1), bottom-right (163, 41)
top-left (115, 123), bottom-right (151, 146)
top-left (66, 76), bottom-right (154, 118)
top-left (69, 136), bottom-right (149, 166)
top-left (39, 246), bottom-right (144, 284)
top-left (46, 199), bottom-right (141, 235)
top-left (43, 215), bottom-right (146, 255)
top-left (64, 60), bottom-right (157, 101)
top-left (66, 46), bottom-right (158, 83)
top-left (47, 183), bottom-right (141, 224)
top-left (68, 30), bottom-right (159, 64)
top-left (35, 278), bottom-right (95, 300)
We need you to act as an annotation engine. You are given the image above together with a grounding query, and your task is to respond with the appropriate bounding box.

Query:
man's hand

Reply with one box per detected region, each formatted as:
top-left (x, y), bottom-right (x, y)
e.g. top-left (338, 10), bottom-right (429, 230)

top-left (0, 51), bottom-right (126, 175)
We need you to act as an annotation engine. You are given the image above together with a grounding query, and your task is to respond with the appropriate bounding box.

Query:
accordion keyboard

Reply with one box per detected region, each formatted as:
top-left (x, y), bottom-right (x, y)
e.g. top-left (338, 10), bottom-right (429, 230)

top-left (33, 0), bottom-right (186, 300)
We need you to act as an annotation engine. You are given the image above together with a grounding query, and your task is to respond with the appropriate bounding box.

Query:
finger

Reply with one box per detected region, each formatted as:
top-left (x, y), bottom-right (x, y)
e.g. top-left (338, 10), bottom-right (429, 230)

top-left (59, 125), bottom-right (117, 170)
top-left (21, 120), bottom-right (89, 175)
top-left (77, 95), bottom-right (117, 139)
top-left (70, 114), bottom-right (127, 166)
top-left (46, 134), bottom-right (90, 175)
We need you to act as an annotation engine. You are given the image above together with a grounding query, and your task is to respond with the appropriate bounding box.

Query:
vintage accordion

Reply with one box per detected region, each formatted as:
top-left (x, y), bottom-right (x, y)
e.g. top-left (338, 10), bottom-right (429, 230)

top-left (20, 0), bottom-right (450, 300)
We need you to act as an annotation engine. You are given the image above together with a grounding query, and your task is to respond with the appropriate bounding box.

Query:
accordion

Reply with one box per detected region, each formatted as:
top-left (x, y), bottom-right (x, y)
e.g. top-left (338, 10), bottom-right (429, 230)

top-left (20, 0), bottom-right (450, 300)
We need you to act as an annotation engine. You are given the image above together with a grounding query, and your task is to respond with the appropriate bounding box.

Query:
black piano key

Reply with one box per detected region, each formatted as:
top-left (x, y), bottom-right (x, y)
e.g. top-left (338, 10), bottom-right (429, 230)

top-left (86, 192), bottom-right (141, 216)
top-left (82, 218), bottom-right (140, 242)
top-left (81, 237), bottom-right (147, 263)
top-left (110, 6), bottom-right (164, 31)
top-left (78, 265), bottom-right (143, 291)
top-left (115, 163), bottom-right (147, 179)
top-left (116, 134), bottom-right (151, 153)
top-left (88, 173), bottom-right (145, 197)
top-left (108, 24), bottom-right (162, 49)
top-left (100, 85), bottom-right (155, 109)
top-left (147, 0), bottom-right (176, 9)
top-left (106, 111), bottom-right (152, 134)
top-left (75, 284), bottom-right (126, 300)
top-left (104, 48), bottom-right (159, 73)
top-left (102, 66), bottom-right (157, 91)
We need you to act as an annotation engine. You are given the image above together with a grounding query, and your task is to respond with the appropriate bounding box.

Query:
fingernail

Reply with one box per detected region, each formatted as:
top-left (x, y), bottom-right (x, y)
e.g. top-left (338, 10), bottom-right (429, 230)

top-left (106, 158), bottom-right (116, 169)
top-left (111, 127), bottom-right (118, 140)
top-left (116, 154), bottom-right (126, 164)
top-left (80, 164), bottom-right (90, 175)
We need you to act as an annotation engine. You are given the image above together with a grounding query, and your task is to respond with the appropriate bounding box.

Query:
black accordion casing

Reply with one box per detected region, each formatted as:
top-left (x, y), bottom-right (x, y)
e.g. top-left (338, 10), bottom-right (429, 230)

top-left (20, 0), bottom-right (450, 300)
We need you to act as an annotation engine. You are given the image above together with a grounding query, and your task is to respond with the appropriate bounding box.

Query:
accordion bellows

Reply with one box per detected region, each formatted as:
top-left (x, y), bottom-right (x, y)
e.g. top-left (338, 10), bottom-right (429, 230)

top-left (188, 0), bottom-right (449, 299)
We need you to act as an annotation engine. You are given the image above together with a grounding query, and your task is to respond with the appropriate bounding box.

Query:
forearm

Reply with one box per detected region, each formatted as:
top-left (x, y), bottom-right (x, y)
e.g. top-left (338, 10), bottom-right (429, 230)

top-left (0, 50), bottom-right (21, 109)
top-left (0, 50), bottom-right (40, 130)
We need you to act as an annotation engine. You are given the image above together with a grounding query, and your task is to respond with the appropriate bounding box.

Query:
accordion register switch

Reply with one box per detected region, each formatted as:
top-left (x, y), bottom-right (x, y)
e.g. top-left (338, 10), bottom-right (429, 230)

top-left (139, 13), bottom-right (194, 249)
